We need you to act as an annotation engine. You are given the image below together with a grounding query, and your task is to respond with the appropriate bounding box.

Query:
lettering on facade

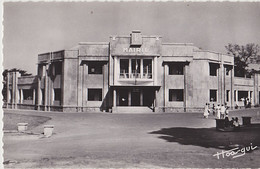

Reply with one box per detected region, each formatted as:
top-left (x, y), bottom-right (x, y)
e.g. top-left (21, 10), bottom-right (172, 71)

top-left (123, 48), bottom-right (148, 53)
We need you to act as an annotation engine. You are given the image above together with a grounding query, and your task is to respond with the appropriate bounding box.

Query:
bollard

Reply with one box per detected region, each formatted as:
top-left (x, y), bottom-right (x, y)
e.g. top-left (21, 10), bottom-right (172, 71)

top-left (242, 116), bottom-right (252, 126)
top-left (43, 125), bottom-right (54, 137)
top-left (17, 123), bottom-right (28, 132)
top-left (257, 111), bottom-right (260, 119)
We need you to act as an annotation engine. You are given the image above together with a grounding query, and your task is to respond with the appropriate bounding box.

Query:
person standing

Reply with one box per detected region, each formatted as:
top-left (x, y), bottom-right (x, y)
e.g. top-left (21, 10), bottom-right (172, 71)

top-left (212, 104), bottom-right (216, 116)
top-left (203, 103), bottom-right (209, 118)
top-left (220, 104), bottom-right (226, 119)
top-left (216, 104), bottom-right (221, 119)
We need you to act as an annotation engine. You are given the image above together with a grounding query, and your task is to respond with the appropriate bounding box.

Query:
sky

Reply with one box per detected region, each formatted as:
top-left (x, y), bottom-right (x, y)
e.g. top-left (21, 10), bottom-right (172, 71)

top-left (2, 1), bottom-right (260, 74)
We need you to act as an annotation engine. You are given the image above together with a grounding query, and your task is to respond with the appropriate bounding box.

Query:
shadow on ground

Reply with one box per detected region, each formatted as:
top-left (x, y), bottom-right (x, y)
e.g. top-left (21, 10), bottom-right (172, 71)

top-left (149, 124), bottom-right (260, 150)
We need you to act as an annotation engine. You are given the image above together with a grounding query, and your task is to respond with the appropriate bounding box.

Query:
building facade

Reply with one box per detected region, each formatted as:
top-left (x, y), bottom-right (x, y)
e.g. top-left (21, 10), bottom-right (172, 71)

top-left (4, 31), bottom-right (260, 113)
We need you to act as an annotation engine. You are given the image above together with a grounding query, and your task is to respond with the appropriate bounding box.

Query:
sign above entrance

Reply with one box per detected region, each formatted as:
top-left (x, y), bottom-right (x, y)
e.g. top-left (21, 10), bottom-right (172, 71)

top-left (123, 48), bottom-right (148, 53)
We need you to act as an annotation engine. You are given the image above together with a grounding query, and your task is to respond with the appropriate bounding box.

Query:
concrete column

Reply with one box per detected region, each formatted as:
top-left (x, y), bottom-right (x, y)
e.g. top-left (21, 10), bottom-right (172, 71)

top-left (254, 74), bottom-right (259, 105)
top-left (140, 90), bottom-right (143, 106)
top-left (154, 56), bottom-right (158, 85)
top-left (44, 66), bottom-right (48, 111)
top-left (6, 72), bottom-right (10, 108)
top-left (114, 57), bottom-right (118, 83)
top-left (113, 89), bottom-right (117, 107)
top-left (248, 91), bottom-right (251, 100)
top-left (83, 63), bottom-right (87, 109)
top-left (9, 89), bottom-right (12, 104)
top-left (48, 71), bottom-right (52, 111)
top-left (77, 60), bottom-right (83, 112)
top-left (21, 89), bottom-right (23, 104)
top-left (128, 90), bottom-right (131, 106)
top-left (33, 89), bottom-right (36, 105)
top-left (18, 89), bottom-right (21, 103)
top-left (37, 77), bottom-right (41, 110)
top-left (140, 59), bottom-right (143, 78)
top-left (184, 64), bottom-right (188, 112)
top-left (52, 89), bottom-right (55, 103)
top-left (164, 64), bottom-right (167, 109)
top-left (15, 71), bottom-right (19, 109)
top-left (11, 72), bottom-right (15, 108)
top-left (231, 66), bottom-right (234, 108)
top-left (222, 65), bottom-right (225, 105)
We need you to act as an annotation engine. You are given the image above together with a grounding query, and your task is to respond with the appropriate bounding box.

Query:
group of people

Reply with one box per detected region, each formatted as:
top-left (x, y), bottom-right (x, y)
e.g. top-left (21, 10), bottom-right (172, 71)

top-left (203, 103), bottom-right (229, 119)
top-left (203, 103), bottom-right (240, 130)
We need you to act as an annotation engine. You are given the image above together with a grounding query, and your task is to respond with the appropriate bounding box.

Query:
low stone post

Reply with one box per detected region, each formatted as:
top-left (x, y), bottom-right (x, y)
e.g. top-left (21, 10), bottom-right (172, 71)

top-left (17, 123), bottom-right (28, 132)
top-left (44, 125), bottom-right (54, 137)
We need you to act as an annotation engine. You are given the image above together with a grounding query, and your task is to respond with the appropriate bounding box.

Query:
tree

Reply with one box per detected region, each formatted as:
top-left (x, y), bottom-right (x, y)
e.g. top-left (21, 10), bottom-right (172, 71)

top-left (225, 43), bottom-right (260, 77)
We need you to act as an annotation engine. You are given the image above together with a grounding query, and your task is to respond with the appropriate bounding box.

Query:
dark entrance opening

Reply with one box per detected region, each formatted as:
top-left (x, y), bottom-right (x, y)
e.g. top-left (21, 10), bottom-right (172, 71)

top-left (131, 90), bottom-right (140, 106)
top-left (119, 89), bottom-right (128, 106)
top-left (143, 89), bottom-right (154, 107)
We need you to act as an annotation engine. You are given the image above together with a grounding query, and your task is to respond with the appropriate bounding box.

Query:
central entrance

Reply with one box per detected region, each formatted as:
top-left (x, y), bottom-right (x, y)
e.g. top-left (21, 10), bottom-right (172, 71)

top-left (117, 88), bottom-right (155, 107)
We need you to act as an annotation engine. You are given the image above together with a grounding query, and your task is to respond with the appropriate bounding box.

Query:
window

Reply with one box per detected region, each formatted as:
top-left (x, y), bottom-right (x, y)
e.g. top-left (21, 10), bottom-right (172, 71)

top-left (120, 59), bottom-right (129, 78)
top-left (88, 62), bottom-right (103, 74)
top-left (169, 89), bottom-right (184, 101)
top-left (23, 89), bottom-right (33, 100)
top-left (169, 63), bottom-right (184, 75)
top-left (210, 90), bottom-right (217, 102)
top-left (41, 89), bottom-right (45, 105)
top-left (238, 91), bottom-right (248, 101)
top-left (209, 63), bottom-right (218, 76)
top-left (119, 58), bottom-right (153, 79)
top-left (143, 59), bottom-right (152, 79)
top-left (88, 89), bottom-right (102, 101)
top-left (131, 59), bottom-right (141, 77)
top-left (54, 89), bottom-right (61, 101)
top-left (226, 90), bottom-right (230, 102)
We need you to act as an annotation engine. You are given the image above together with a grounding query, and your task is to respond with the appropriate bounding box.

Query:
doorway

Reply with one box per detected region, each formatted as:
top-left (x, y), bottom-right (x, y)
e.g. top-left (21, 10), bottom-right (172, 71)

top-left (131, 90), bottom-right (140, 106)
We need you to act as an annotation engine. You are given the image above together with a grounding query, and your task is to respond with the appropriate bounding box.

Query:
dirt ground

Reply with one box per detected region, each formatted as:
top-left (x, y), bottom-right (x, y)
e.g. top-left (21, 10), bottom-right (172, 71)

top-left (3, 108), bottom-right (260, 168)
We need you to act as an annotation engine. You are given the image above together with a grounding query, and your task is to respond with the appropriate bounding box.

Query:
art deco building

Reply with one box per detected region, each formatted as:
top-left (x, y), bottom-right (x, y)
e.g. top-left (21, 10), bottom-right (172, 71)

top-left (4, 31), bottom-right (260, 113)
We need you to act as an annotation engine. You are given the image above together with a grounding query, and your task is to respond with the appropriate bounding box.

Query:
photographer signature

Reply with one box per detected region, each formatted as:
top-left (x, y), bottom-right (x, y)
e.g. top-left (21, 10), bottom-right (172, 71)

top-left (213, 143), bottom-right (257, 159)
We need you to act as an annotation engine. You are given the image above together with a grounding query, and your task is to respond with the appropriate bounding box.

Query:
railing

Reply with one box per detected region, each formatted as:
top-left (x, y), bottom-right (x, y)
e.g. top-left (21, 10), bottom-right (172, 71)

top-left (119, 73), bottom-right (152, 79)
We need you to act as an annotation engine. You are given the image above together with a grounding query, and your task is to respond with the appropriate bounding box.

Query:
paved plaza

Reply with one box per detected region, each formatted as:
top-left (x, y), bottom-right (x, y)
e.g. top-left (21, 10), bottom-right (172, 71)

top-left (3, 108), bottom-right (260, 168)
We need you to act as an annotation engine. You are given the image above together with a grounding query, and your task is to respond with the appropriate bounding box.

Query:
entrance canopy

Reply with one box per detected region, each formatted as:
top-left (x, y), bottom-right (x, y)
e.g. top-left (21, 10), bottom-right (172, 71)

top-left (111, 86), bottom-right (160, 107)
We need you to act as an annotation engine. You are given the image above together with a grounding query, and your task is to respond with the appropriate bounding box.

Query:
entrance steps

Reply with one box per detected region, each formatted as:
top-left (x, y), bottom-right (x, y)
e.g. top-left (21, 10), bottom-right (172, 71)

top-left (113, 106), bottom-right (154, 114)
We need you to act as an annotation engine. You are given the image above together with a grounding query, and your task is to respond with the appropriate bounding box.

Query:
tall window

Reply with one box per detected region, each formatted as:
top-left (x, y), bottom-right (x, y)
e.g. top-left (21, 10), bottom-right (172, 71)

top-left (120, 59), bottom-right (129, 78)
top-left (143, 59), bottom-right (152, 79)
top-left (234, 90), bottom-right (236, 101)
top-left (238, 91), bottom-right (248, 101)
top-left (88, 89), bottom-right (102, 101)
top-left (210, 90), bottom-right (217, 102)
top-left (23, 89), bottom-right (33, 100)
top-left (169, 89), bottom-right (184, 101)
top-left (209, 63), bottom-right (218, 76)
top-left (41, 89), bottom-right (45, 105)
top-left (169, 63), bottom-right (184, 75)
top-left (88, 62), bottom-right (103, 74)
